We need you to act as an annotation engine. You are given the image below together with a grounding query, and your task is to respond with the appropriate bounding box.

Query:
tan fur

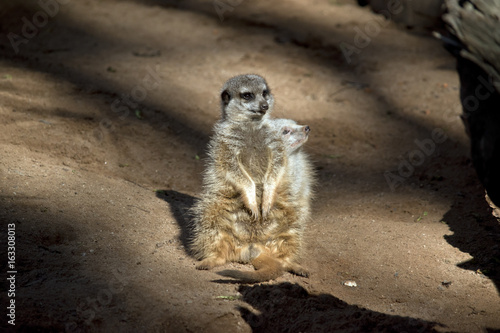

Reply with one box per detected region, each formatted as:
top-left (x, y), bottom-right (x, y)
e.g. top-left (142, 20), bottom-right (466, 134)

top-left (218, 245), bottom-right (284, 283)
top-left (191, 75), bottom-right (314, 282)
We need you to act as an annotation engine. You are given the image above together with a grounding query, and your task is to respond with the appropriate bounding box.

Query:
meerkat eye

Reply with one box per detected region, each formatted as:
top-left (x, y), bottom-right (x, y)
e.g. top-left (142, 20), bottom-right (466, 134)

top-left (282, 129), bottom-right (291, 135)
top-left (263, 90), bottom-right (269, 98)
top-left (241, 92), bottom-right (254, 100)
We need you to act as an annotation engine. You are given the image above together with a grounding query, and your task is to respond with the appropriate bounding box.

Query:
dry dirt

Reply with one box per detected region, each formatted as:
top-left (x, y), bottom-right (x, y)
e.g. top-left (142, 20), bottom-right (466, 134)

top-left (1, 0), bottom-right (499, 332)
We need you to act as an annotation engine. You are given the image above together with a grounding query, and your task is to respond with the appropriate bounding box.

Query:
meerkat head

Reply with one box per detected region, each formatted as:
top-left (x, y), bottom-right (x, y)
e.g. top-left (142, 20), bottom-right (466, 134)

top-left (270, 119), bottom-right (310, 154)
top-left (220, 74), bottom-right (274, 122)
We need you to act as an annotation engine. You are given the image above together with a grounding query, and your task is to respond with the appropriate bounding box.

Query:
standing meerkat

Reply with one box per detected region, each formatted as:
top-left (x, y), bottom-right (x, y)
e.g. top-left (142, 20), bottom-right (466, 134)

top-left (191, 75), bottom-right (313, 282)
top-left (191, 74), bottom-right (281, 270)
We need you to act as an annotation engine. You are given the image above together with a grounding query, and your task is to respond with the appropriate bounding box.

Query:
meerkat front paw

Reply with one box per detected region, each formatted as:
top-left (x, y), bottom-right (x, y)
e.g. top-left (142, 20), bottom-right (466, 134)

top-left (246, 198), bottom-right (260, 220)
top-left (261, 195), bottom-right (273, 219)
top-left (261, 185), bottom-right (276, 219)
top-left (242, 185), bottom-right (259, 219)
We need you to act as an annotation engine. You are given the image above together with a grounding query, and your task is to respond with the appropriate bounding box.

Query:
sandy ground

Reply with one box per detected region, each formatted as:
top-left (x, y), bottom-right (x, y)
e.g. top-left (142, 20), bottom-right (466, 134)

top-left (0, 0), bottom-right (499, 332)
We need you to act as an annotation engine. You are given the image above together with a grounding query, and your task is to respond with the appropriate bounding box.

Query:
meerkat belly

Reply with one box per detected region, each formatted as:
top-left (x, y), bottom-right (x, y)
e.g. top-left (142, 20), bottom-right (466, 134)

top-left (231, 211), bottom-right (288, 244)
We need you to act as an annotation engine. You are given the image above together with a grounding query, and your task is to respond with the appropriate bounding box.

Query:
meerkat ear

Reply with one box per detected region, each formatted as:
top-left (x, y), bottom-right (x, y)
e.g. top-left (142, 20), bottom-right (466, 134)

top-left (221, 90), bottom-right (231, 105)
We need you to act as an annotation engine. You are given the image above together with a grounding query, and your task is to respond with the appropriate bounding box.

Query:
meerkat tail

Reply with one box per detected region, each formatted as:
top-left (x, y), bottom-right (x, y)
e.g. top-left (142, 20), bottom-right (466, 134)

top-left (217, 253), bottom-right (284, 283)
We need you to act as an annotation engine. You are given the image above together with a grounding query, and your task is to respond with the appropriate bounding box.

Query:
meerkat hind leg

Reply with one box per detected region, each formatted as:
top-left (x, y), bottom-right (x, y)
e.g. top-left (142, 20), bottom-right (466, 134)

top-left (196, 256), bottom-right (228, 270)
top-left (196, 235), bottom-right (242, 270)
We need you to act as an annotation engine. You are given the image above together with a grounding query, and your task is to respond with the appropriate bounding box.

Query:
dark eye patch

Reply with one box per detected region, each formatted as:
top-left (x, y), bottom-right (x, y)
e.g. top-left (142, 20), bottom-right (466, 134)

top-left (240, 92), bottom-right (254, 100)
top-left (282, 128), bottom-right (291, 135)
top-left (263, 90), bottom-right (269, 98)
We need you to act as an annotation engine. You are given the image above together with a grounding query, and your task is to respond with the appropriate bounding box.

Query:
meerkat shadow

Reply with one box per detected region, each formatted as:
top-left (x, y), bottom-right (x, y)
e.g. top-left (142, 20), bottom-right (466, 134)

top-left (237, 283), bottom-right (444, 332)
top-left (155, 189), bottom-right (197, 255)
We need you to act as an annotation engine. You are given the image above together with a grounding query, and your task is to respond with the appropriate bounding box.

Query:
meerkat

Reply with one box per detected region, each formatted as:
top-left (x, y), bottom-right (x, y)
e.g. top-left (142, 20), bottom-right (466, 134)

top-left (217, 118), bottom-right (314, 282)
top-left (191, 75), bottom-right (314, 282)
top-left (190, 74), bottom-right (283, 270)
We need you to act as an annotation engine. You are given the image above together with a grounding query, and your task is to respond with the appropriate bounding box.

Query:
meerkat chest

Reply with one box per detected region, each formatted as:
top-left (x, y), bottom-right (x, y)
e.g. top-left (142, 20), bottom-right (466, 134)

top-left (234, 125), bottom-right (274, 181)
top-left (237, 147), bottom-right (269, 181)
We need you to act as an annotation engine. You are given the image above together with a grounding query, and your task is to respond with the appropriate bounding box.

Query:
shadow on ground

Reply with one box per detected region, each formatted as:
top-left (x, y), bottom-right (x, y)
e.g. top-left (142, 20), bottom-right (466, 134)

top-left (0, 201), bottom-right (165, 332)
top-left (442, 190), bottom-right (500, 292)
top-left (238, 282), bottom-right (446, 333)
top-left (156, 190), bottom-right (197, 254)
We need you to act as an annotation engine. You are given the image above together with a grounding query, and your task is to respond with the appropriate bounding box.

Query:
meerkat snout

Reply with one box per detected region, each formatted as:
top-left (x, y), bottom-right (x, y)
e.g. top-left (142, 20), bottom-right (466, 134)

top-left (305, 125), bottom-right (310, 133)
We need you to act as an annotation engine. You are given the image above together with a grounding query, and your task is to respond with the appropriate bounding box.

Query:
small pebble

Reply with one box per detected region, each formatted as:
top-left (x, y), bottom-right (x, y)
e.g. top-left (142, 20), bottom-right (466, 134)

top-left (441, 280), bottom-right (452, 288)
top-left (343, 280), bottom-right (357, 287)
